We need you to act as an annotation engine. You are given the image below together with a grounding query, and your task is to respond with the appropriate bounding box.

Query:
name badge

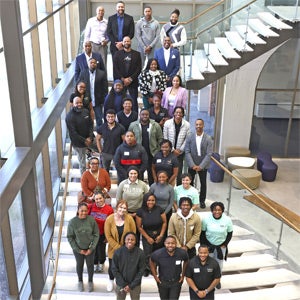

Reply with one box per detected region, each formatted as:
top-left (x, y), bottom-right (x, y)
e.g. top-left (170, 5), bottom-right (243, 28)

top-left (147, 128), bottom-right (150, 132)
top-left (124, 151), bottom-right (130, 156)
top-left (175, 260), bottom-right (181, 265)
top-left (207, 268), bottom-right (213, 272)
top-left (157, 159), bottom-right (162, 163)
top-left (194, 268), bottom-right (200, 273)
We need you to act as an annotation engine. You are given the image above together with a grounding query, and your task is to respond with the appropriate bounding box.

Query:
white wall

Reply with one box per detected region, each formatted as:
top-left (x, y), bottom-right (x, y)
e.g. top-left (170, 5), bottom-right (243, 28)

top-left (219, 47), bottom-right (279, 156)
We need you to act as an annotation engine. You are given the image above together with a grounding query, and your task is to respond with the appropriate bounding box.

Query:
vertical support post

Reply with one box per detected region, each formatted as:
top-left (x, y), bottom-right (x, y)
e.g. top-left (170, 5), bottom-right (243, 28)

top-left (226, 176), bottom-right (232, 216)
top-left (276, 221), bottom-right (284, 260)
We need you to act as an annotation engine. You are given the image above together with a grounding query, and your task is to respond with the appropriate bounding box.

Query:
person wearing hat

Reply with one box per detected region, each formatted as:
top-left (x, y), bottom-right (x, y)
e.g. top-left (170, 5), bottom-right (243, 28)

top-left (103, 79), bottom-right (127, 116)
top-left (160, 9), bottom-right (187, 49)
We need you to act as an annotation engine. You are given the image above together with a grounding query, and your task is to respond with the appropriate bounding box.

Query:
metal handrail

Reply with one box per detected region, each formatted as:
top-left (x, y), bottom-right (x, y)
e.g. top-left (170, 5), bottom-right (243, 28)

top-left (47, 143), bottom-right (73, 300)
top-left (211, 155), bottom-right (300, 233)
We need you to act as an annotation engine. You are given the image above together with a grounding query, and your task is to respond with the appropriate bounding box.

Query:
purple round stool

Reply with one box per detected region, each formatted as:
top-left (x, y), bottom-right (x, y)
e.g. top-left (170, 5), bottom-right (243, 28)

top-left (257, 152), bottom-right (272, 171)
top-left (261, 160), bottom-right (278, 182)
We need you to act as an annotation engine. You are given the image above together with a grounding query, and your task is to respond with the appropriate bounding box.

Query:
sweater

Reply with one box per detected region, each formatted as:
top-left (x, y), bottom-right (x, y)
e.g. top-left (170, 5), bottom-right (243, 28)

top-left (116, 179), bottom-right (149, 212)
top-left (67, 215), bottom-right (99, 253)
top-left (149, 182), bottom-right (174, 214)
top-left (112, 246), bottom-right (146, 289)
top-left (81, 168), bottom-right (111, 197)
top-left (88, 203), bottom-right (114, 235)
top-left (104, 213), bottom-right (136, 259)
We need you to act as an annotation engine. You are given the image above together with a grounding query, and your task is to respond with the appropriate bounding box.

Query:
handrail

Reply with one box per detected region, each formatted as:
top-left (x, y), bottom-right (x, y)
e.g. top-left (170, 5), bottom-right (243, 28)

top-left (187, 0), bottom-right (257, 40)
top-left (211, 156), bottom-right (300, 233)
top-left (47, 143), bottom-right (73, 300)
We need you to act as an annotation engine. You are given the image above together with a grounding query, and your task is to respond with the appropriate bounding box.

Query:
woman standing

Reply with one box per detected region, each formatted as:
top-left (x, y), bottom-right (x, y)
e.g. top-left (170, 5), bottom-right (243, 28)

top-left (148, 93), bottom-right (170, 128)
top-left (200, 201), bottom-right (233, 289)
top-left (174, 173), bottom-right (199, 211)
top-left (161, 75), bottom-right (187, 117)
top-left (152, 139), bottom-right (178, 186)
top-left (136, 193), bottom-right (167, 276)
top-left (104, 200), bottom-right (136, 292)
top-left (67, 202), bottom-right (99, 292)
top-left (80, 156), bottom-right (111, 202)
top-left (88, 192), bottom-right (114, 273)
top-left (139, 58), bottom-right (167, 109)
top-left (149, 170), bottom-right (174, 222)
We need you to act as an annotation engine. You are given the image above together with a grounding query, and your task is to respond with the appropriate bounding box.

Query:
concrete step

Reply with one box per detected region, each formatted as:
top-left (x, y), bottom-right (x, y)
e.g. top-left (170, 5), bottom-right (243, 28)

top-left (204, 43), bottom-right (229, 66)
top-left (222, 253), bottom-right (287, 273)
top-left (257, 12), bottom-right (293, 30)
top-left (194, 49), bottom-right (216, 73)
top-left (216, 283), bottom-right (300, 300)
top-left (214, 37), bottom-right (241, 59)
top-left (235, 25), bottom-right (267, 45)
top-left (221, 268), bottom-right (300, 290)
top-left (248, 18), bottom-right (279, 38)
top-left (225, 31), bottom-right (254, 52)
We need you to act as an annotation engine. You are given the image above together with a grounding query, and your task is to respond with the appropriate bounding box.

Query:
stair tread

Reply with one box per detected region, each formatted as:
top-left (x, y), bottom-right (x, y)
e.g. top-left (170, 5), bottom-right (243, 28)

top-left (225, 31), bottom-right (253, 52)
top-left (249, 18), bottom-right (279, 37)
top-left (194, 50), bottom-right (216, 73)
top-left (214, 37), bottom-right (241, 59)
top-left (235, 25), bottom-right (267, 45)
top-left (204, 43), bottom-right (229, 66)
top-left (223, 253), bottom-right (287, 272)
top-left (257, 12), bottom-right (293, 30)
top-left (267, 5), bottom-right (300, 23)
top-left (221, 268), bottom-right (300, 290)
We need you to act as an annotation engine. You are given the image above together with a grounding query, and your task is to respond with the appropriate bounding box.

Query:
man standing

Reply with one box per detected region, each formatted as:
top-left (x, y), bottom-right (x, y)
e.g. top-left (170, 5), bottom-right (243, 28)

top-left (113, 36), bottom-right (142, 113)
top-left (154, 36), bottom-right (180, 86)
top-left (112, 232), bottom-right (146, 300)
top-left (185, 119), bottom-right (213, 209)
top-left (163, 106), bottom-right (190, 185)
top-left (80, 57), bottom-right (108, 128)
top-left (74, 41), bottom-right (105, 84)
top-left (116, 97), bottom-right (138, 131)
top-left (84, 6), bottom-right (109, 66)
top-left (135, 6), bottom-right (160, 67)
top-left (96, 109), bottom-right (125, 172)
top-left (150, 235), bottom-right (189, 300)
top-left (107, 1), bottom-right (135, 57)
top-left (186, 244), bottom-right (221, 300)
top-left (160, 9), bottom-right (187, 49)
top-left (66, 97), bottom-right (95, 175)
top-left (129, 108), bottom-right (163, 185)
top-left (114, 131), bottom-right (148, 183)
top-left (168, 197), bottom-right (201, 259)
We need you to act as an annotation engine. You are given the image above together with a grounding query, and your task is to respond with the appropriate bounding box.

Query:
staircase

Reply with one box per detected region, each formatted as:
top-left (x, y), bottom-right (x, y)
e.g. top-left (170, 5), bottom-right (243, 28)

top-left (41, 145), bottom-right (300, 299)
top-left (186, 5), bottom-right (300, 89)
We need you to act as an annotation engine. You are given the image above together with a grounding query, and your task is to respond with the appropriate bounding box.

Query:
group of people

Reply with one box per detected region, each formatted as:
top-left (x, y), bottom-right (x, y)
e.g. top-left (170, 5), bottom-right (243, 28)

top-left (67, 196), bottom-right (233, 299)
top-left (65, 1), bottom-right (234, 299)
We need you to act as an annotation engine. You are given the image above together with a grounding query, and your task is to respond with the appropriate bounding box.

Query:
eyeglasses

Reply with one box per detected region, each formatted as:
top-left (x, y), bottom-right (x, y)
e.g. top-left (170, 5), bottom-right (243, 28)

top-left (90, 163), bottom-right (99, 165)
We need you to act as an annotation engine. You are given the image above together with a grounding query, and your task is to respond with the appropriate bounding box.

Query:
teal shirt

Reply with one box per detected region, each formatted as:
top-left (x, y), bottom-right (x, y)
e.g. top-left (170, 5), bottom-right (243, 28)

top-left (174, 185), bottom-right (199, 205)
top-left (202, 213), bottom-right (233, 246)
top-left (67, 215), bottom-right (99, 253)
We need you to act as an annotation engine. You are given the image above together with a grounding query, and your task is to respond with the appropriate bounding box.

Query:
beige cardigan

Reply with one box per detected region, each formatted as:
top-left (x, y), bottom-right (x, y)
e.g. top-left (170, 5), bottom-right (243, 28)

top-left (104, 213), bottom-right (136, 259)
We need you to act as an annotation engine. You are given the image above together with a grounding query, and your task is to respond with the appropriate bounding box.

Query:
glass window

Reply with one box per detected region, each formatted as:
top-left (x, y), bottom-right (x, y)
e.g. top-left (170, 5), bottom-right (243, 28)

top-left (65, 5), bottom-right (72, 63)
top-left (0, 233), bottom-right (9, 300)
top-left (48, 127), bottom-right (59, 190)
top-left (19, 0), bottom-right (30, 32)
top-left (54, 13), bottom-right (63, 76)
top-left (38, 22), bottom-right (52, 95)
top-left (36, 153), bottom-right (47, 215)
top-left (0, 53), bottom-right (14, 155)
top-left (8, 192), bottom-right (29, 289)
top-left (23, 33), bottom-right (37, 112)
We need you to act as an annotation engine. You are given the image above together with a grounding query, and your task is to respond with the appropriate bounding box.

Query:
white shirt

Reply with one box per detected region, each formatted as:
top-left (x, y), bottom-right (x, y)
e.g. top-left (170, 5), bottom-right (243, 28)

top-left (89, 70), bottom-right (96, 106)
top-left (163, 48), bottom-right (170, 66)
top-left (196, 133), bottom-right (203, 156)
top-left (84, 17), bottom-right (108, 44)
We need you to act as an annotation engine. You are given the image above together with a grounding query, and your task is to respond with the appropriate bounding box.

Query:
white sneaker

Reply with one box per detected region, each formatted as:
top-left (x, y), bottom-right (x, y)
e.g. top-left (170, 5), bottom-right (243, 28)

top-left (99, 264), bottom-right (104, 272)
top-left (107, 279), bottom-right (114, 292)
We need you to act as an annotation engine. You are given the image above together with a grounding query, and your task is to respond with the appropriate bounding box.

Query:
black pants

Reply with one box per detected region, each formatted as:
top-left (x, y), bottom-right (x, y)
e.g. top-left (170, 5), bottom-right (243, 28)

top-left (73, 249), bottom-right (95, 282)
top-left (158, 280), bottom-right (182, 300)
top-left (189, 287), bottom-right (215, 299)
top-left (176, 153), bottom-right (184, 186)
top-left (188, 168), bottom-right (208, 203)
top-left (94, 234), bottom-right (106, 265)
top-left (108, 258), bottom-right (114, 280)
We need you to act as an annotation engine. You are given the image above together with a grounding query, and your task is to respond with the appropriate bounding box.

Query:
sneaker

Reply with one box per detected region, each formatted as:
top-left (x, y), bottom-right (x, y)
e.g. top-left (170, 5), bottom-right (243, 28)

top-left (99, 264), bottom-right (104, 272)
top-left (94, 265), bottom-right (100, 273)
top-left (216, 282), bottom-right (221, 289)
top-left (107, 279), bottom-right (114, 292)
top-left (200, 202), bottom-right (206, 209)
top-left (88, 282), bottom-right (94, 292)
top-left (78, 281), bottom-right (84, 292)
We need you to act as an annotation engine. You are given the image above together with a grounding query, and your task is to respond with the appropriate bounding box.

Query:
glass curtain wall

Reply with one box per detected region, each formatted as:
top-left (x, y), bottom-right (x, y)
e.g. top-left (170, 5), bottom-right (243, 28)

top-left (0, 0), bottom-right (79, 299)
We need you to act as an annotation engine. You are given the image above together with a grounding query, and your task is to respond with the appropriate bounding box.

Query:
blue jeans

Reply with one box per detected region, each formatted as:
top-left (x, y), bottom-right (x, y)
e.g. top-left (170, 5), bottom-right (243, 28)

top-left (93, 104), bottom-right (103, 129)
